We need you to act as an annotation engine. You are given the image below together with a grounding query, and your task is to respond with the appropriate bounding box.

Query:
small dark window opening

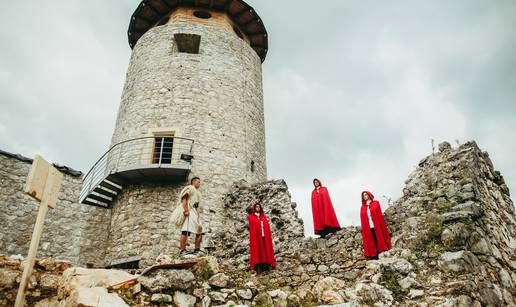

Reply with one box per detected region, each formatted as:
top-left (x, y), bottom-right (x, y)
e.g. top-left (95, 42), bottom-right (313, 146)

top-left (250, 161), bottom-right (255, 172)
top-left (154, 137), bottom-right (174, 164)
top-left (109, 260), bottom-right (140, 270)
top-left (174, 33), bottom-right (201, 54)
top-left (233, 25), bottom-right (244, 39)
top-left (156, 15), bottom-right (170, 27)
top-left (193, 10), bottom-right (212, 19)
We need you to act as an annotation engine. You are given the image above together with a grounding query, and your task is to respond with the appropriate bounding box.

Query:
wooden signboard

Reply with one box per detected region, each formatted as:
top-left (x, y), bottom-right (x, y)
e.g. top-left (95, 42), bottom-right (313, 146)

top-left (15, 155), bottom-right (63, 307)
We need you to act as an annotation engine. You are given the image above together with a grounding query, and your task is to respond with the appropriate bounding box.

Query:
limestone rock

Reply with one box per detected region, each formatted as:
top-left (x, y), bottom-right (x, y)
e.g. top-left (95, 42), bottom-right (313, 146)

top-left (0, 268), bottom-right (18, 288)
top-left (174, 291), bottom-right (197, 307)
top-left (478, 283), bottom-right (503, 306)
top-left (73, 287), bottom-right (129, 307)
top-left (408, 289), bottom-right (424, 299)
top-left (354, 283), bottom-right (393, 305)
top-left (192, 256), bottom-right (220, 277)
top-left (34, 297), bottom-right (60, 307)
top-left (399, 276), bottom-right (419, 291)
top-left (313, 277), bottom-right (346, 299)
top-left (210, 291), bottom-right (228, 303)
top-left (270, 289), bottom-right (288, 307)
top-left (62, 267), bottom-right (134, 289)
top-left (39, 274), bottom-right (60, 290)
top-left (151, 293), bottom-right (173, 303)
top-left (379, 257), bottom-right (413, 275)
top-left (208, 273), bottom-right (231, 288)
top-left (202, 296), bottom-right (211, 307)
top-left (253, 292), bottom-right (273, 306)
top-left (470, 237), bottom-right (491, 255)
top-left (320, 290), bottom-right (345, 305)
top-left (139, 269), bottom-right (195, 292)
top-left (37, 258), bottom-right (71, 272)
top-left (237, 288), bottom-right (253, 300)
top-left (438, 251), bottom-right (480, 273)
top-left (441, 223), bottom-right (469, 249)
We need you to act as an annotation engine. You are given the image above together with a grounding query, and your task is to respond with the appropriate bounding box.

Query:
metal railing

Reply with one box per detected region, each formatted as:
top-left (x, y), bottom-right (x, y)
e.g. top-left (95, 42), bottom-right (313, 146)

top-left (80, 136), bottom-right (194, 202)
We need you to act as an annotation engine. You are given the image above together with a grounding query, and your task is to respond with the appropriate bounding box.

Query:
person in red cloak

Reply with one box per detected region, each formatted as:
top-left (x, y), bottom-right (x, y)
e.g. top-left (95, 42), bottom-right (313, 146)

top-left (248, 203), bottom-right (276, 273)
top-left (360, 191), bottom-right (392, 259)
top-left (311, 178), bottom-right (341, 238)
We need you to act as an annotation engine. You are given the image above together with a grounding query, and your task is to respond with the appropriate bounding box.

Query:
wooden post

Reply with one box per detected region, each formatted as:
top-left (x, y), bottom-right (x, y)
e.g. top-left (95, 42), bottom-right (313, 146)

top-left (14, 155), bottom-right (63, 307)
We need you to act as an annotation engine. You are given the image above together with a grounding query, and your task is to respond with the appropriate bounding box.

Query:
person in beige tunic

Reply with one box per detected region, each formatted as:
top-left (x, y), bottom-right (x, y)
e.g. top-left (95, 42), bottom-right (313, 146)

top-left (179, 177), bottom-right (203, 255)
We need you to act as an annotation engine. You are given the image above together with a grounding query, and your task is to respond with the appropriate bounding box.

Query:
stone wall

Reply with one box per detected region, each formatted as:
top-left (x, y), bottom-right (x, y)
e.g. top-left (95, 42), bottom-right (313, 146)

top-left (105, 183), bottom-right (183, 266)
top-left (0, 152), bottom-right (111, 267)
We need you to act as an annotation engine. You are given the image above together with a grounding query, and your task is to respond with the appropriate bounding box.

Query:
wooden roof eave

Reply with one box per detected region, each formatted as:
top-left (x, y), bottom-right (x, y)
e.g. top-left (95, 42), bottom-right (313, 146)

top-left (128, 0), bottom-right (268, 62)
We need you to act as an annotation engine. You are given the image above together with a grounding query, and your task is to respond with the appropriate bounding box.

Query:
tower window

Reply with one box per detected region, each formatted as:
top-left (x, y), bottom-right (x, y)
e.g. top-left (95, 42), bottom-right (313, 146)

top-left (193, 11), bottom-right (212, 19)
top-left (174, 33), bottom-right (201, 54)
top-left (251, 161), bottom-right (255, 172)
top-left (153, 136), bottom-right (174, 164)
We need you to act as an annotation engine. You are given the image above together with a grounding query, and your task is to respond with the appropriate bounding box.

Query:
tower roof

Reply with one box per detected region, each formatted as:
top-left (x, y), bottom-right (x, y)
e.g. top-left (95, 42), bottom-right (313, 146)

top-left (128, 0), bottom-right (268, 62)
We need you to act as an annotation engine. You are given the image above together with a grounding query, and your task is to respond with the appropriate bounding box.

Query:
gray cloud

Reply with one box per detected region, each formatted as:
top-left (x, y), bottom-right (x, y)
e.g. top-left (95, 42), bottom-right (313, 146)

top-left (1, 1), bottom-right (514, 236)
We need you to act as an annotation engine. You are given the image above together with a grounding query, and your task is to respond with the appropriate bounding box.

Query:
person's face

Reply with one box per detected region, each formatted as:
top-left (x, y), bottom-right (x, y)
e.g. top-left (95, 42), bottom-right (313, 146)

top-left (254, 204), bottom-right (262, 212)
top-left (314, 180), bottom-right (320, 187)
top-left (192, 179), bottom-right (201, 188)
top-left (362, 192), bottom-right (370, 201)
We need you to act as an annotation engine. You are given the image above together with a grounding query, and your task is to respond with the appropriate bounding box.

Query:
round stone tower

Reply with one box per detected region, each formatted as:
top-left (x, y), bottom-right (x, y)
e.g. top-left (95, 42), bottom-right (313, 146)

top-left (79, 0), bottom-right (269, 267)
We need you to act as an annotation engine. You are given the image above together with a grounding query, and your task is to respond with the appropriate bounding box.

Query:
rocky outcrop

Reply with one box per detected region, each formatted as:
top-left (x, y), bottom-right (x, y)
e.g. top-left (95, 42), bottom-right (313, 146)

top-left (209, 179), bottom-right (305, 269)
top-left (383, 141), bottom-right (515, 306)
top-left (213, 141), bottom-right (515, 306)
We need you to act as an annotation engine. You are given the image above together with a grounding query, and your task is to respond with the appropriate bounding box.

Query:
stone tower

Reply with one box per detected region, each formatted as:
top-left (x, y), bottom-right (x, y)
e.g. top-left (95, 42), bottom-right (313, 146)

top-left (79, 0), bottom-right (268, 267)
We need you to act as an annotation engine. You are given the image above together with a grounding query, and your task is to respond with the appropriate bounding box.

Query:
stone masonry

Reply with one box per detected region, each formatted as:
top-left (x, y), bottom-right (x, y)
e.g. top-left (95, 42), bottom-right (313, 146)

top-left (0, 151), bottom-right (111, 267)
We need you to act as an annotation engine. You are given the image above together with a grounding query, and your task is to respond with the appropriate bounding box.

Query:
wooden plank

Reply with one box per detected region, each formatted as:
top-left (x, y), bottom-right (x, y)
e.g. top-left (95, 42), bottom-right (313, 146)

top-left (15, 162), bottom-right (63, 307)
top-left (23, 155), bottom-right (50, 202)
top-left (41, 168), bottom-right (63, 209)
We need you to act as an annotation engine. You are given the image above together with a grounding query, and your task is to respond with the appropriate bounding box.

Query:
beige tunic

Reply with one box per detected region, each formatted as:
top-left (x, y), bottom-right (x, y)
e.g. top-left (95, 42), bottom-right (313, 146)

top-left (179, 185), bottom-right (203, 234)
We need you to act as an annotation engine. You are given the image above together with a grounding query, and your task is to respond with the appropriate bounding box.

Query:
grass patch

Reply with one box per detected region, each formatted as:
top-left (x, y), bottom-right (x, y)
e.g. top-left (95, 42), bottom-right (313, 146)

top-left (411, 214), bottom-right (444, 258)
top-left (254, 293), bottom-right (273, 307)
top-left (379, 267), bottom-right (404, 302)
top-left (197, 266), bottom-right (215, 283)
top-left (434, 197), bottom-right (453, 213)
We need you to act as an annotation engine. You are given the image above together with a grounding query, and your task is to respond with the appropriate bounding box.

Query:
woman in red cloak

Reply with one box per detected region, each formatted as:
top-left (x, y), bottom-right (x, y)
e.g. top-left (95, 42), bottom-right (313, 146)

top-left (311, 178), bottom-right (341, 238)
top-left (360, 191), bottom-right (392, 259)
top-left (248, 203), bottom-right (276, 273)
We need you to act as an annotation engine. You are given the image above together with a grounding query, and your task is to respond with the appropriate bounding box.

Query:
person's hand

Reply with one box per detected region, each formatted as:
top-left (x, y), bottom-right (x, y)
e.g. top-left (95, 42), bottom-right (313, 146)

top-left (184, 210), bottom-right (190, 216)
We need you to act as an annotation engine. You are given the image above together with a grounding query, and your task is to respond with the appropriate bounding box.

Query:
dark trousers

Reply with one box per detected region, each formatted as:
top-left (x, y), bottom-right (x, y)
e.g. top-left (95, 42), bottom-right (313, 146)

top-left (254, 263), bottom-right (271, 273)
top-left (369, 228), bottom-right (379, 260)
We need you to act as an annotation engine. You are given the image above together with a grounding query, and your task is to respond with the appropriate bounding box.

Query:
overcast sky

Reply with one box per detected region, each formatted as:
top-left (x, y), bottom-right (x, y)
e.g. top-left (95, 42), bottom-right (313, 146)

top-left (1, 1), bottom-right (515, 235)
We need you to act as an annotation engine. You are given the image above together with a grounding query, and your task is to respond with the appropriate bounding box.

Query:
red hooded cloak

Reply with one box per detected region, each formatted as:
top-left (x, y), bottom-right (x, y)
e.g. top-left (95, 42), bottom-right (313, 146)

top-left (311, 179), bottom-right (341, 235)
top-left (248, 203), bottom-right (276, 271)
top-left (360, 191), bottom-right (392, 258)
